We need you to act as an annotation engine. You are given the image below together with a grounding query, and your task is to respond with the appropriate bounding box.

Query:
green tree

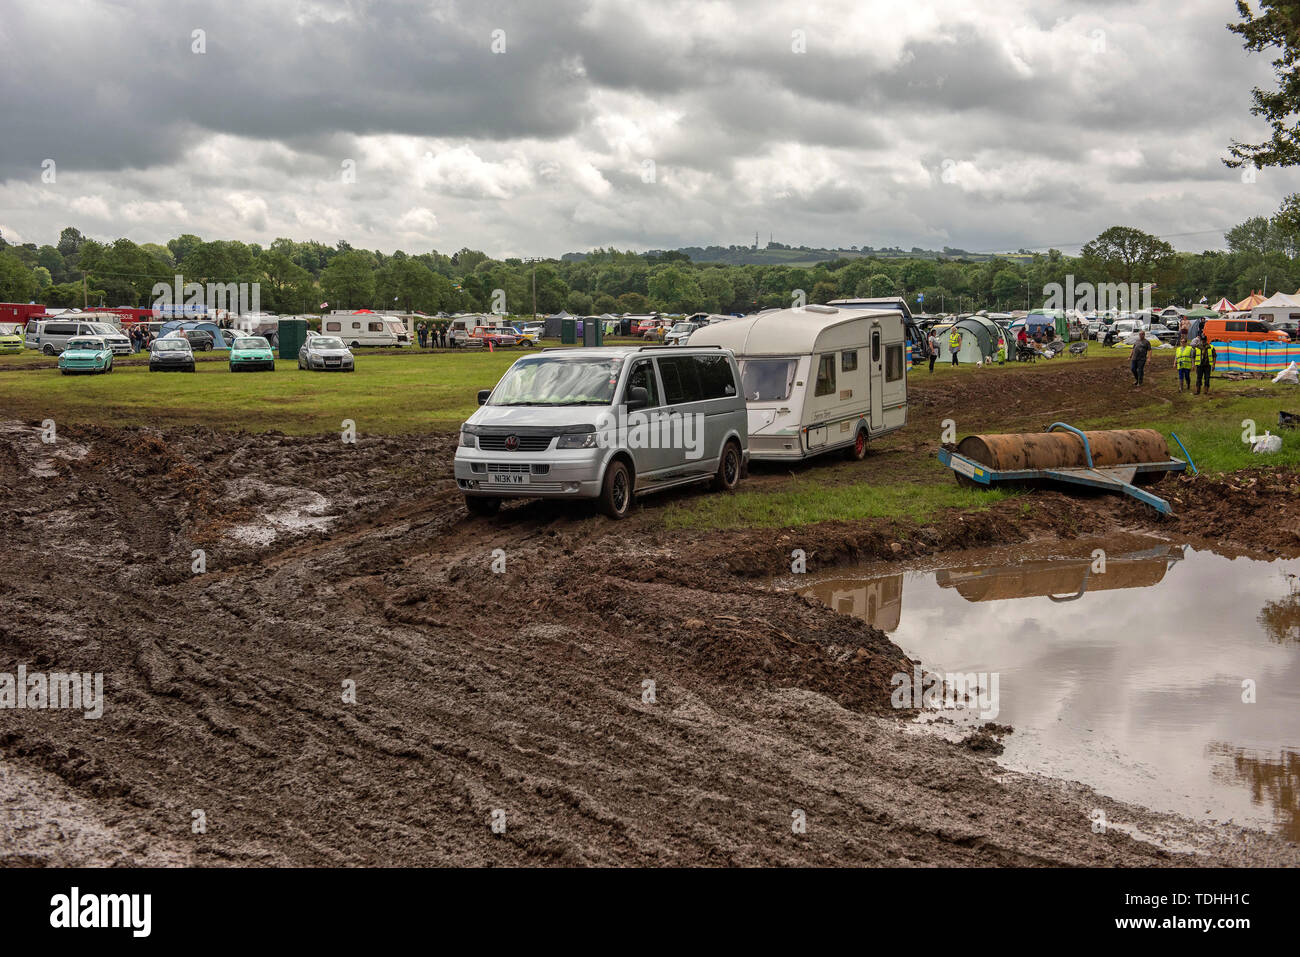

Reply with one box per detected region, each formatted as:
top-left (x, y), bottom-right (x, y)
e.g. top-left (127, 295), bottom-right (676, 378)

top-left (1080, 226), bottom-right (1179, 289)
top-left (1226, 1), bottom-right (1300, 168)
top-left (321, 251), bottom-right (376, 309)
top-left (0, 250), bottom-right (37, 301)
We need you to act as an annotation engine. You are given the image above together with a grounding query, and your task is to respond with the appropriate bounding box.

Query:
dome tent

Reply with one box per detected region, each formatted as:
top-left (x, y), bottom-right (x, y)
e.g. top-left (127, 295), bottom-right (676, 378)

top-left (950, 315), bottom-right (1007, 364)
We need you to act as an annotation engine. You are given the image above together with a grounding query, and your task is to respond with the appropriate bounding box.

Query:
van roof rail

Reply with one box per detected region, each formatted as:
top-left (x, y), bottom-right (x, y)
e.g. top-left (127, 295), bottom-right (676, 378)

top-left (637, 344), bottom-right (724, 351)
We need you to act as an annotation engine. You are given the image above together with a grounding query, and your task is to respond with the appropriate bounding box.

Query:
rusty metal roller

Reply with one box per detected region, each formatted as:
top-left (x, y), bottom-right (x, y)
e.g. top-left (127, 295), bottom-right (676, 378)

top-left (956, 429), bottom-right (1170, 471)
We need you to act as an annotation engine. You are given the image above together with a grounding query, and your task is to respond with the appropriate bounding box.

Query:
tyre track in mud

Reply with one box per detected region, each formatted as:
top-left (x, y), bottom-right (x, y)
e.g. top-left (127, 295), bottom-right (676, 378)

top-left (2, 414), bottom-right (1298, 866)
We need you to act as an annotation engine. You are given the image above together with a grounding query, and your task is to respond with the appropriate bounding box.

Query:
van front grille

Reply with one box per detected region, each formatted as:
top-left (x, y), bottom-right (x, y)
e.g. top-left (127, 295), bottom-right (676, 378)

top-left (478, 435), bottom-right (553, 451)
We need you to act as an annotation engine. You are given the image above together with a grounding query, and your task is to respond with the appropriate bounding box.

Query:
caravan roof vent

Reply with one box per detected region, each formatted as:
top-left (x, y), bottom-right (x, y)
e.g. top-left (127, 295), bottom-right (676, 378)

top-left (804, 304), bottom-right (839, 314)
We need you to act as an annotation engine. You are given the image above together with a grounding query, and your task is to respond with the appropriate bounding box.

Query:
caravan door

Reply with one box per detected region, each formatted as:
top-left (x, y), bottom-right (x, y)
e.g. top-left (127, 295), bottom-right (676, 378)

top-left (868, 326), bottom-right (884, 433)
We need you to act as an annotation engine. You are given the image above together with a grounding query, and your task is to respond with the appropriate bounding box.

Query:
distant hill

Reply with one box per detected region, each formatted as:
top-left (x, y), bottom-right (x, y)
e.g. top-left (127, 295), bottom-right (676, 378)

top-left (561, 243), bottom-right (1021, 265)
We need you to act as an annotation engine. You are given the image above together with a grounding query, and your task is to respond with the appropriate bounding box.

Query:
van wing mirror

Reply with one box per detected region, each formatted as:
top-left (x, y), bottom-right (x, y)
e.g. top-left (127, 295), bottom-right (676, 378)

top-left (477, 389), bottom-right (492, 405)
top-left (626, 386), bottom-right (649, 410)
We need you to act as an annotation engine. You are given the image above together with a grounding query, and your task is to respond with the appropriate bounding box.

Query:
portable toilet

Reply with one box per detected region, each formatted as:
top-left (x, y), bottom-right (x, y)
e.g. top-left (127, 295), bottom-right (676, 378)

top-left (560, 317), bottom-right (577, 345)
top-left (277, 317), bottom-right (307, 360)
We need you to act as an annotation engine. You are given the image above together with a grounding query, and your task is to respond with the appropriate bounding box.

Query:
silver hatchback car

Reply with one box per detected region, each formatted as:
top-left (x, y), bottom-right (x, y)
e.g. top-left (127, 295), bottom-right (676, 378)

top-left (455, 346), bottom-right (749, 518)
top-left (298, 335), bottom-right (355, 372)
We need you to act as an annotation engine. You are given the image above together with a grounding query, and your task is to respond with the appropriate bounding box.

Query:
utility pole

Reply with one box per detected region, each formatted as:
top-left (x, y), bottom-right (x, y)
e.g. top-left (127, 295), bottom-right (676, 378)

top-left (82, 271), bottom-right (87, 308)
top-left (523, 257), bottom-right (542, 321)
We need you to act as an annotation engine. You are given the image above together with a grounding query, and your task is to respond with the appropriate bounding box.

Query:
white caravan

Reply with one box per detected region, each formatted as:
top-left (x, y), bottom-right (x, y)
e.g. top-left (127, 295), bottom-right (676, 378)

top-left (321, 310), bottom-right (411, 347)
top-left (688, 304), bottom-right (907, 461)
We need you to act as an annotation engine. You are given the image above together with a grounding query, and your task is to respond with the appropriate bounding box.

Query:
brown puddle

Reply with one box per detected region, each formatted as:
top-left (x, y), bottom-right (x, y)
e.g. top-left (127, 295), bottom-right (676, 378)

top-left (789, 539), bottom-right (1300, 840)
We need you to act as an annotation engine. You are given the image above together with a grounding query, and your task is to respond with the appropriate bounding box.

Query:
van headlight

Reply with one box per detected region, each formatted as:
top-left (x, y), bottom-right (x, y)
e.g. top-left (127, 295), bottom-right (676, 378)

top-left (557, 432), bottom-right (597, 449)
top-left (459, 431), bottom-right (476, 448)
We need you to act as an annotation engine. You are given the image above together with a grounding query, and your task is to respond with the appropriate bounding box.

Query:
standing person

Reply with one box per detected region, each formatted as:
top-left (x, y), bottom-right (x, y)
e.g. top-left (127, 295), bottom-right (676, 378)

top-left (1174, 334), bottom-right (1193, 392)
top-left (927, 330), bottom-right (938, 373)
top-left (948, 327), bottom-right (961, 366)
top-left (1130, 330), bottom-right (1150, 387)
top-left (416, 321), bottom-right (427, 349)
top-left (438, 324), bottom-right (447, 348)
top-left (1194, 336), bottom-right (1217, 394)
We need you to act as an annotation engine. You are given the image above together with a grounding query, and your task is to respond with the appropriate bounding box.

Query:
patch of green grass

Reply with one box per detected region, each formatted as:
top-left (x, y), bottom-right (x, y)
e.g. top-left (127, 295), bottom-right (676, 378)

top-left (0, 351), bottom-right (521, 434)
top-left (663, 479), bottom-right (1010, 530)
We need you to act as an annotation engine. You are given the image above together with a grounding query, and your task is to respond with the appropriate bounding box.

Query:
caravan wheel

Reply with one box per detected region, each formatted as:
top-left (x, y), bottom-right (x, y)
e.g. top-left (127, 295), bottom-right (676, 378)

top-left (845, 425), bottom-right (868, 461)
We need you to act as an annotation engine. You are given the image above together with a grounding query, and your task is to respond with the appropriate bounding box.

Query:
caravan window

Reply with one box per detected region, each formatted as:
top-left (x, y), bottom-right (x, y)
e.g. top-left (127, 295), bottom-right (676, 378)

top-left (325, 321), bottom-right (341, 332)
top-left (871, 330), bottom-right (882, 364)
top-left (814, 355), bottom-right (836, 397)
top-left (739, 359), bottom-right (796, 401)
top-left (841, 350), bottom-right (858, 372)
top-left (886, 344), bottom-right (904, 381)
top-left (368, 321), bottom-right (384, 333)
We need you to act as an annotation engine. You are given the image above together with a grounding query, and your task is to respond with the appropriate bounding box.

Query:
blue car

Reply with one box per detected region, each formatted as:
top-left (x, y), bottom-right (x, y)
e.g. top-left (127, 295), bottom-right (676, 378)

top-left (58, 337), bottom-right (114, 375)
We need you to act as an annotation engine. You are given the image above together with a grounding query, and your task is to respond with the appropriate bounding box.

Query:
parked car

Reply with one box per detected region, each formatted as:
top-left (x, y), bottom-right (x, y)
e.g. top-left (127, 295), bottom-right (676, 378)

top-left (663, 321), bottom-right (702, 346)
top-left (1270, 319), bottom-right (1300, 341)
top-left (471, 325), bottom-right (519, 348)
top-left (506, 326), bottom-right (538, 347)
top-left (298, 335), bottom-right (355, 371)
top-left (520, 321), bottom-right (546, 341)
top-left (455, 346), bottom-right (748, 519)
top-left (58, 337), bottom-right (114, 375)
top-left (149, 336), bottom-right (196, 372)
top-left (1201, 317), bottom-right (1290, 345)
top-left (26, 317), bottom-right (129, 355)
top-left (228, 336), bottom-right (276, 371)
top-left (0, 325), bottom-right (22, 354)
top-left (178, 329), bottom-right (215, 351)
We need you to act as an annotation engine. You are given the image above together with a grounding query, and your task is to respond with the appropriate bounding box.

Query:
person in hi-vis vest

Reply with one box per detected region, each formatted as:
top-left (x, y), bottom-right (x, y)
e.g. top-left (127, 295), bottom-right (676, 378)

top-left (948, 328), bottom-right (961, 366)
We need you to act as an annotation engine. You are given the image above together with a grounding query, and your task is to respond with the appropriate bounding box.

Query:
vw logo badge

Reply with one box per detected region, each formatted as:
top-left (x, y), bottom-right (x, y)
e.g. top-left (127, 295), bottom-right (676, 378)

top-left (504, 434), bottom-right (519, 451)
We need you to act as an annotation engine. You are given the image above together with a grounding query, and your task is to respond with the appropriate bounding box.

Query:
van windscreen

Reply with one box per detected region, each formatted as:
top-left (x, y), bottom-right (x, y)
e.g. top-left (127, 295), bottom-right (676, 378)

top-left (489, 355), bottom-right (622, 406)
top-left (739, 359), bottom-right (796, 402)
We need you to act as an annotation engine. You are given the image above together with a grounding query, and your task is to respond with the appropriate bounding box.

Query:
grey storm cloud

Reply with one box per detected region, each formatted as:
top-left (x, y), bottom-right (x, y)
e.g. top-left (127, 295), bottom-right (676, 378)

top-left (2, 0), bottom-right (1299, 256)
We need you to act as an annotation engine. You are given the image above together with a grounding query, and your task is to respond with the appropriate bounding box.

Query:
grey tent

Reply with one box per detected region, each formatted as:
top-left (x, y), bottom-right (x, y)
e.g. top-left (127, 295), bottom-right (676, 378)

top-left (542, 310), bottom-right (573, 338)
top-left (952, 316), bottom-right (1006, 363)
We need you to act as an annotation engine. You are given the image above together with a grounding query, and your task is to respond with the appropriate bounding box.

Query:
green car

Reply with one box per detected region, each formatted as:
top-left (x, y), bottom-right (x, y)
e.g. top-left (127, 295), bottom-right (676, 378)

top-left (0, 332), bottom-right (22, 355)
top-left (58, 337), bottom-right (114, 375)
top-left (228, 335), bottom-right (276, 371)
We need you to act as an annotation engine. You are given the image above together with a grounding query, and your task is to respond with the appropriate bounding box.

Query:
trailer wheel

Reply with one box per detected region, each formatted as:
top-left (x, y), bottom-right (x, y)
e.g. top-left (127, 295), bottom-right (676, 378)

top-left (845, 425), bottom-right (868, 461)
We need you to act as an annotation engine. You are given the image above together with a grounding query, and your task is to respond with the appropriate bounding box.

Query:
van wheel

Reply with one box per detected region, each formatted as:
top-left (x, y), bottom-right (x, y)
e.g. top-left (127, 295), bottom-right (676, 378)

top-left (466, 496), bottom-right (500, 516)
top-left (712, 440), bottom-right (742, 491)
top-left (845, 425), bottom-right (868, 461)
top-left (599, 460), bottom-right (633, 519)
top-left (43, 344), bottom-right (56, 356)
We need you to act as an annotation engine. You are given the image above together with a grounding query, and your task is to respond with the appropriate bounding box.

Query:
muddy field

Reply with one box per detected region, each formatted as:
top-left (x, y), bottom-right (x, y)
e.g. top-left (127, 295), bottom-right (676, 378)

top-left (3, 357), bottom-right (1299, 866)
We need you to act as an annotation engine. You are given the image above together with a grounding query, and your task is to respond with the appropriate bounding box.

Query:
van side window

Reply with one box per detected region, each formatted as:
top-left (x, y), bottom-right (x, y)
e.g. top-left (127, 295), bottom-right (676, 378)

top-left (656, 356), bottom-right (704, 404)
top-left (841, 350), bottom-right (858, 372)
top-left (1248, 321), bottom-right (1268, 334)
top-left (26, 321), bottom-right (37, 335)
top-left (1227, 321), bottom-right (1245, 332)
top-left (814, 354), bottom-right (836, 397)
top-left (694, 354), bottom-right (737, 399)
top-left (886, 344), bottom-right (904, 382)
top-left (871, 330), bottom-right (882, 363)
top-left (626, 359), bottom-right (660, 407)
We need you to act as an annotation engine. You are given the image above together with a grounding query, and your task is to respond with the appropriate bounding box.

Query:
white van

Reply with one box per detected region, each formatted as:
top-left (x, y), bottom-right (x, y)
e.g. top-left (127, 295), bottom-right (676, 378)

top-left (321, 311), bottom-right (411, 347)
top-left (689, 305), bottom-right (907, 461)
top-left (25, 316), bottom-right (133, 356)
top-left (455, 345), bottom-right (749, 518)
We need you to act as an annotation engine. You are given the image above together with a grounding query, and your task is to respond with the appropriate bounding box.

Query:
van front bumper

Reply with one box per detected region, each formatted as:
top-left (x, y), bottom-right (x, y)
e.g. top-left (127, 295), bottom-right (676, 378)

top-left (454, 447), bottom-right (606, 498)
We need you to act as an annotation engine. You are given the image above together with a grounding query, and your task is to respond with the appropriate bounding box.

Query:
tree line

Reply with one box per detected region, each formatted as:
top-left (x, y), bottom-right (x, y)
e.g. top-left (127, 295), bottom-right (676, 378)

top-left (5, 204), bottom-right (1300, 318)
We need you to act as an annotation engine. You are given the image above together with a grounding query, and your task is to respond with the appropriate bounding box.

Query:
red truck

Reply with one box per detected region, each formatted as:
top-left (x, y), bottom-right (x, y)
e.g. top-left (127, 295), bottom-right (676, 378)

top-left (471, 325), bottom-right (518, 348)
top-left (0, 302), bottom-right (46, 324)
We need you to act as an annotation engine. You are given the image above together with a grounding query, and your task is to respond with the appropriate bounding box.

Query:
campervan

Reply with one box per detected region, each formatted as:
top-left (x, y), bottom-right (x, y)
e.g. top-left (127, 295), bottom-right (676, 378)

top-left (321, 311), bottom-right (411, 347)
top-left (689, 305), bottom-right (907, 462)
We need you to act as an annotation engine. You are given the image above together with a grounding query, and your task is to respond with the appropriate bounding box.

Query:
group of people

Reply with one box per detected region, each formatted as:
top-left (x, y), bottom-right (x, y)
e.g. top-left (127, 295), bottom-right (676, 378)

top-left (415, 321), bottom-right (449, 348)
top-left (1127, 330), bottom-right (1216, 393)
top-left (923, 325), bottom-right (1031, 372)
top-left (128, 324), bottom-right (156, 352)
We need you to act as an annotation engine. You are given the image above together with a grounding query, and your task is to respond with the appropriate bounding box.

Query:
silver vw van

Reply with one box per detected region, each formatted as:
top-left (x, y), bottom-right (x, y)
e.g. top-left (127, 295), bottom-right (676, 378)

top-left (455, 345), bottom-right (749, 518)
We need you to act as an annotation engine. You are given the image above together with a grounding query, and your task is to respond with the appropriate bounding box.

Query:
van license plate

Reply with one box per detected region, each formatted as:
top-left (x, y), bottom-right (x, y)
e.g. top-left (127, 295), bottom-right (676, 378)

top-left (490, 473), bottom-right (528, 485)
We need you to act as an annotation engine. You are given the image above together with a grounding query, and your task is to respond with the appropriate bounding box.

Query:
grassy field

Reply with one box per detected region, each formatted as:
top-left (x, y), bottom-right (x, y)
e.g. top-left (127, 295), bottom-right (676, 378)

top-left (0, 350), bottom-right (522, 433)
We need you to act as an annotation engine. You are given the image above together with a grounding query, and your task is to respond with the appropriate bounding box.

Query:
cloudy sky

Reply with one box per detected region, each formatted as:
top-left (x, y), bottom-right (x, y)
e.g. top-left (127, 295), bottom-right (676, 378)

top-left (2, 0), bottom-right (1297, 257)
